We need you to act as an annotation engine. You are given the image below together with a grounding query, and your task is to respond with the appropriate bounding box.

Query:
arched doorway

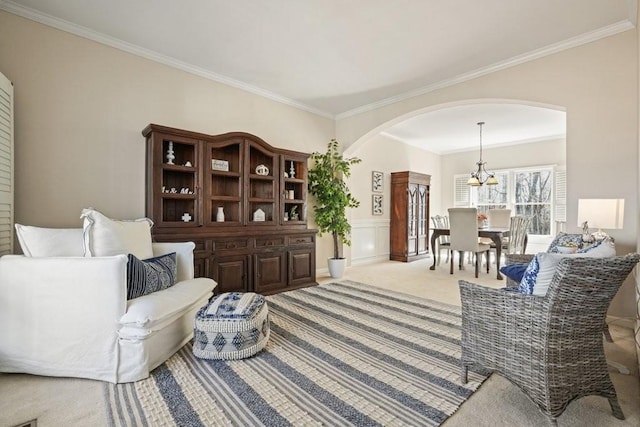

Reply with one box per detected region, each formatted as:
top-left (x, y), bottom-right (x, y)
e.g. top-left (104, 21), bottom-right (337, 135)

top-left (344, 99), bottom-right (566, 265)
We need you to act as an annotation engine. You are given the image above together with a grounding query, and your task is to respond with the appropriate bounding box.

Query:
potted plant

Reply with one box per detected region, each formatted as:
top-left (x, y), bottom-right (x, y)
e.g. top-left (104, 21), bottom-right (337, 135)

top-left (308, 139), bottom-right (361, 278)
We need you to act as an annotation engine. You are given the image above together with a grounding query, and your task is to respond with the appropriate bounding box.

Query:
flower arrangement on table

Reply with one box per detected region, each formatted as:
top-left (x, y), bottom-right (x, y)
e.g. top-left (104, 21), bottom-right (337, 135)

top-left (477, 213), bottom-right (488, 228)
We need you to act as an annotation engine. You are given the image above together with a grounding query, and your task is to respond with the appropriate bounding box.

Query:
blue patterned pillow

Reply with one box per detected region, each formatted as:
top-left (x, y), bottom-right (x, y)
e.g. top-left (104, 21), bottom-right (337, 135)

top-left (126, 252), bottom-right (177, 300)
top-left (547, 232), bottom-right (584, 253)
top-left (518, 256), bottom-right (540, 294)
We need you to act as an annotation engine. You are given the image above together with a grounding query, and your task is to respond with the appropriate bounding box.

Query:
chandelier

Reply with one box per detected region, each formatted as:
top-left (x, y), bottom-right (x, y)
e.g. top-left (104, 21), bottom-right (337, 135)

top-left (467, 121), bottom-right (498, 186)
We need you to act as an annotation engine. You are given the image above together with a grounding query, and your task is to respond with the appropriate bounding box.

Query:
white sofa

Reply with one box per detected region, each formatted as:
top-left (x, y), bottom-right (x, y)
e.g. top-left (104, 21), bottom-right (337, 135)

top-left (0, 241), bottom-right (216, 383)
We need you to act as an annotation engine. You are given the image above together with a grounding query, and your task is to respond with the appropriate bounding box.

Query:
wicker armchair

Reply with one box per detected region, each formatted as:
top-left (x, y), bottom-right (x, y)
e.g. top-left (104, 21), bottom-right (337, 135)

top-left (459, 253), bottom-right (640, 426)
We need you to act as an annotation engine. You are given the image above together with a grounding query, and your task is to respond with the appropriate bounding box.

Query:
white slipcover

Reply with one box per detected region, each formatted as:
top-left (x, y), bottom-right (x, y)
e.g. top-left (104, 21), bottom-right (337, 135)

top-left (0, 241), bottom-right (216, 383)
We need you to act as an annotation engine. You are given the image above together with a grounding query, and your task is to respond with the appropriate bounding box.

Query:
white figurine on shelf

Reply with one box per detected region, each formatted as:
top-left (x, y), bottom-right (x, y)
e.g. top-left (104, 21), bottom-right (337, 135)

top-left (289, 161), bottom-right (295, 178)
top-left (184, 161), bottom-right (192, 167)
top-left (166, 141), bottom-right (175, 165)
top-left (253, 208), bottom-right (265, 222)
top-left (181, 212), bottom-right (192, 222)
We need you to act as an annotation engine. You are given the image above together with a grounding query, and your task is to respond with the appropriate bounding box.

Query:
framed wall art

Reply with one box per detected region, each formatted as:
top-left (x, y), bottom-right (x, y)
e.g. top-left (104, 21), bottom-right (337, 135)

top-left (372, 171), bottom-right (383, 192)
top-left (372, 194), bottom-right (383, 215)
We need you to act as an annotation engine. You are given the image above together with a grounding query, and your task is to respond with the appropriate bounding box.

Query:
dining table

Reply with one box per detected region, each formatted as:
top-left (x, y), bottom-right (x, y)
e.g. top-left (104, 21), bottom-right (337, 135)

top-left (429, 226), bottom-right (514, 280)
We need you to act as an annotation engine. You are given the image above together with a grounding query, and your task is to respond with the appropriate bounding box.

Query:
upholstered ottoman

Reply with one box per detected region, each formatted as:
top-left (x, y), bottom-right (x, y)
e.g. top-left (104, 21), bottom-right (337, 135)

top-left (193, 292), bottom-right (270, 360)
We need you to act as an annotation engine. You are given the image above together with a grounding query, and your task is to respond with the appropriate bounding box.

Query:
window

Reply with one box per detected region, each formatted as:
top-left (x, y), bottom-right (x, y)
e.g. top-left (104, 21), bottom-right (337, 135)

top-left (476, 172), bottom-right (509, 215)
top-left (454, 166), bottom-right (558, 236)
top-left (513, 169), bottom-right (552, 235)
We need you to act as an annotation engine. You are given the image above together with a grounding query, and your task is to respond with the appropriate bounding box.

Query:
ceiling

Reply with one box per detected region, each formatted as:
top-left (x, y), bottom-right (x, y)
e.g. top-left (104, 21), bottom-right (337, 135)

top-left (383, 103), bottom-right (567, 154)
top-left (1, 0), bottom-right (635, 151)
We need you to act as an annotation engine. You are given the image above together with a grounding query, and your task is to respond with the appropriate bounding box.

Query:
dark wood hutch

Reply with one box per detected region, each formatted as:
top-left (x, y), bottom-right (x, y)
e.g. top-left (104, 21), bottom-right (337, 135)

top-left (142, 124), bottom-right (317, 295)
top-left (389, 171), bottom-right (431, 262)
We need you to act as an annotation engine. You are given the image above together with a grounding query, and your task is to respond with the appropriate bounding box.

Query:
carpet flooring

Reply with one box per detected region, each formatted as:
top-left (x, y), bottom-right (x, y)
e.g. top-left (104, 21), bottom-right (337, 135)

top-left (105, 281), bottom-right (488, 426)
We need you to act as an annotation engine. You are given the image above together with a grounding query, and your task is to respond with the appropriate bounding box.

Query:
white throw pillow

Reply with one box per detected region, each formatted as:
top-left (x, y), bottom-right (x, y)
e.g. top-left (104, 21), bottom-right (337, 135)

top-left (14, 224), bottom-right (85, 257)
top-left (519, 241), bottom-right (617, 296)
top-left (81, 208), bottom-right (154, 259)
top-left (577, 237), bottom-right (616, 257)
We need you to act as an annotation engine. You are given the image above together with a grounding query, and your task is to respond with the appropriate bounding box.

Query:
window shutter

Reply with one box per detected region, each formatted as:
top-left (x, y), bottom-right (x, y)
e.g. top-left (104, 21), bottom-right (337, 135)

top-left (554, 168), bottom-right (566, 223)
top-left (0, 72), bottom-right (13, 255)
top-left (454, 175), bottom-right (470, 207)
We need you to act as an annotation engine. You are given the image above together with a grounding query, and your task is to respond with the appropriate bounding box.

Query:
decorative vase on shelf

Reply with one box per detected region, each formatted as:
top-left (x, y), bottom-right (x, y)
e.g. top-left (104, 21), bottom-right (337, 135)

top-left (166, 141), bottom-right (175, 165)
top-left (216, 206), bottom-right (225, 222)
top-left (289, 161), bottom-right (295, 178)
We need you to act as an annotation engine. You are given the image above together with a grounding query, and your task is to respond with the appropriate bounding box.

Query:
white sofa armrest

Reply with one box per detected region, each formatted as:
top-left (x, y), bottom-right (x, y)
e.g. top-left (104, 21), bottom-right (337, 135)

top-left (152, 241), bottom-right (196, 282)
top-left (0, 254), bottom-right (128, 382)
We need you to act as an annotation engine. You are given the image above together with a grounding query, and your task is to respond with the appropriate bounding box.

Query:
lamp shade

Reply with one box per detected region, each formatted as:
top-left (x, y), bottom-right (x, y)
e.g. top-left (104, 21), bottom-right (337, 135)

top-left (467, 177), bottom-right (481, 186)
top-left (576, 199), bottom-right (624, 230)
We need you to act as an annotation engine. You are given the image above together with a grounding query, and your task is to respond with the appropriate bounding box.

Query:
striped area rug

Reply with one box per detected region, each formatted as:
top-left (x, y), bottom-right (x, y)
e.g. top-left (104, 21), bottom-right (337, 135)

top-left (105, 281), bottom-right (488, 426)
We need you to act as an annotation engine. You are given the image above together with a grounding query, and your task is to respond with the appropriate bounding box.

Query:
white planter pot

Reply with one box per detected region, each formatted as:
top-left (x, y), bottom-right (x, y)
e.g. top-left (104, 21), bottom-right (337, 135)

top-left (327, 257), bottom-right (346, 278)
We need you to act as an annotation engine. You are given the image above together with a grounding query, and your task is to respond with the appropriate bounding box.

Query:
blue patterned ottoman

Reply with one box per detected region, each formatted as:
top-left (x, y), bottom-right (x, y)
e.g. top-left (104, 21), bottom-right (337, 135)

top-left (193, 292), bottom-right (270, 360)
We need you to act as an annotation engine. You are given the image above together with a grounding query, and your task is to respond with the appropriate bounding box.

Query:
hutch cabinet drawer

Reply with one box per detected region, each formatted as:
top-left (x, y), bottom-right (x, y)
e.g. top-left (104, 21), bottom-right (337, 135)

top-left (214, 239), bottom-right (249, 251)
top-left (255, 236), bottom-right (285, 248)
top-left (287, 235), bottom-right (314, 245)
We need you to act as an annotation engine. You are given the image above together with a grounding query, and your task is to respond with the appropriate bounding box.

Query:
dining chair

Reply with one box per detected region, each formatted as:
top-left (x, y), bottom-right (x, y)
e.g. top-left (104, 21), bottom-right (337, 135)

top-left (506, 215), bottom-right (530, 254)
top-left (487, 209), bottom-right (512, 228)
top-left (448, 208), bottom-right (490, 278)
top-left (431, 215), bottom-right (450, 265)
top-left (489, 215), bottom-right (531, 264)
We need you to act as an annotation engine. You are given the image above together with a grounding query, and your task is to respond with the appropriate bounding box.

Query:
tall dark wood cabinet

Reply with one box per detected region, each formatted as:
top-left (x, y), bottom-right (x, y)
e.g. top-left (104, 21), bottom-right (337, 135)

top-left (390, 171), bottom-right (431, 262)
top-left (142, 124), bottom-right (317, 295)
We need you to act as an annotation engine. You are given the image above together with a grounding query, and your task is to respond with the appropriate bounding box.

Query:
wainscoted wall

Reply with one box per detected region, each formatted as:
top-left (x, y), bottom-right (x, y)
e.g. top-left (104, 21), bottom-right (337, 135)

top-left (351, 219), bottom-right (391, 265)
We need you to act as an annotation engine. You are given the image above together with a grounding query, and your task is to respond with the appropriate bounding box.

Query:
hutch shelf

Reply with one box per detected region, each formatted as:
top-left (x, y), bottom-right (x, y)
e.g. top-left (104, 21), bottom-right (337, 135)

top-left (143, 124), bottom-right (317, 295)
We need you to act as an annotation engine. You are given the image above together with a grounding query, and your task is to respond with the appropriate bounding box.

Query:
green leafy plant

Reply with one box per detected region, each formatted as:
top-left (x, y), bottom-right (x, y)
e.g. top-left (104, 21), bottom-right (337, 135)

top-left (308, 139), bottom-right (361, 259)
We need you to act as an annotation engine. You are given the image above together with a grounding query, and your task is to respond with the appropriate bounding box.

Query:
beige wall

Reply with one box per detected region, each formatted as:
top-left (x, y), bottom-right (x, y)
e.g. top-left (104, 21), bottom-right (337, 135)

top-left (0, 11), bottom-right (333, 228)
top-left (336, 30), bottom-right (638, 317)
top-left (346, 134), bottom-right (442, 221)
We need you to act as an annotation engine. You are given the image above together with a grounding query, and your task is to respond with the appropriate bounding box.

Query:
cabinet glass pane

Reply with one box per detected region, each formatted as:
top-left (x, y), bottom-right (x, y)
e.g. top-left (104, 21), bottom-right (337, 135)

top-left (163, 139), bottom-right (196, 167)
top-left (163, 170), bottom-right (195, 194)
top-left (162, 198), bottom-right (195, 224)
top-left (210, 144), bottom-right (240, 173)
top-left (211, 202), bottom-right (240, 223)
top-left (210, 175), bottom-right (240, 197)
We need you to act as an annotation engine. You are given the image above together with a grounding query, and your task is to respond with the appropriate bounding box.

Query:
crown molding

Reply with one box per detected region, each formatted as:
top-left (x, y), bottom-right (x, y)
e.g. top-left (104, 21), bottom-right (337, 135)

top-left (0, 0), bottom-right (335, 119)
top-left (336, 20), bottom-right (635, 120)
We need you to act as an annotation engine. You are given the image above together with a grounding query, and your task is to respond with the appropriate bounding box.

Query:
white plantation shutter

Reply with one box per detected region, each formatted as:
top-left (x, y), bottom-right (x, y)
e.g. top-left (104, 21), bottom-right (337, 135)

top-left (0, 72), bottom-right (13, 255)
top-left (453, 174), bottom-right (471, 207)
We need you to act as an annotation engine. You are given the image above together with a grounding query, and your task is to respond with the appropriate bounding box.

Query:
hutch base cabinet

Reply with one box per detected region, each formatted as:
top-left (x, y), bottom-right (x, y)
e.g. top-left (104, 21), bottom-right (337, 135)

top-left (389, 171), bottom-right (431, 262)
top-left (143, 124), bottom-right (317, 295)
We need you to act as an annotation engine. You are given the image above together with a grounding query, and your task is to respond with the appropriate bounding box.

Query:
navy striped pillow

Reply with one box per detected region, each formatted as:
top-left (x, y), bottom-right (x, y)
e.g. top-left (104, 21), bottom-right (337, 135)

top-left (126, 252), bottom-right (177, 300)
